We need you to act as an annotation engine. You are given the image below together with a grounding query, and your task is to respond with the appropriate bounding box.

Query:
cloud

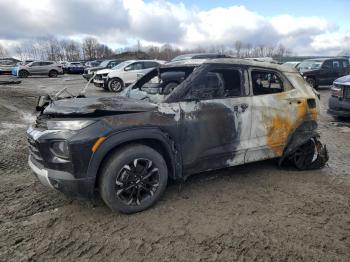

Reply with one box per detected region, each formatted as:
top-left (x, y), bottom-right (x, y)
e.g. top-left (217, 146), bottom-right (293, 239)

top-left (0, 0), bottom-right (349, 55)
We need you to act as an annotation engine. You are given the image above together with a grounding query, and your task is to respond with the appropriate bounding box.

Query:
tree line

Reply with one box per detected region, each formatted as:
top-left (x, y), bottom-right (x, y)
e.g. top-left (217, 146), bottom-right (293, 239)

top-left (0, 37), bottom-right (294, 62)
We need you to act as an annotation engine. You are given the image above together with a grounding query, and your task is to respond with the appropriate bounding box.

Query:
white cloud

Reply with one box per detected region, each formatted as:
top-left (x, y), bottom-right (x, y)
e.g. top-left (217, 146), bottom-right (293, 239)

top-left (0, 0), bottom-right (349, 56)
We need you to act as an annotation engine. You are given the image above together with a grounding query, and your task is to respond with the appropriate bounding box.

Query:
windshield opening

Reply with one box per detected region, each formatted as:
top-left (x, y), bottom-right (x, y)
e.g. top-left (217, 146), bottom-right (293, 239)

top-left (121, 66), bottom-right (195, 103)
top-left (112, 61), bottom-right (130, 70)
top-left (297, 61), bottom-right (322, 70)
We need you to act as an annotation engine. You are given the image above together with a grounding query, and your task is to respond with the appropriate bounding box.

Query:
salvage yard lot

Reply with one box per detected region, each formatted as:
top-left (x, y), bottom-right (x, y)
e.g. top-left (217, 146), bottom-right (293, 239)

top-left (1, 75), bottom-right (350, 261)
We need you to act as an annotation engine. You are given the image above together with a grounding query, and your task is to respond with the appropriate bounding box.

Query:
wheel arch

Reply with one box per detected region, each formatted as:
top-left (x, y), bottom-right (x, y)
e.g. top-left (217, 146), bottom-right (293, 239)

top-left (278, 120), bottom-right (319, 166)
top-left (87, 128), bottom-right (182, 189)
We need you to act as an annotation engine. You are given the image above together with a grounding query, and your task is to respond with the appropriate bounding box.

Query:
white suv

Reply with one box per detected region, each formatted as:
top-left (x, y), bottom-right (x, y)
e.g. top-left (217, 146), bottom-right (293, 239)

top-left (93, 60), bottom-right (165, 92)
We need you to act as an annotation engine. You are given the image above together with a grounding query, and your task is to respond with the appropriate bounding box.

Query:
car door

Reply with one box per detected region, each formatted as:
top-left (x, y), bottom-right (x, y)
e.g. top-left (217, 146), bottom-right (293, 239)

top-left (122, 62), bottom-right (145, 84)
top-left (28, 62), bottom-right (42, 75)
top-left (318, 60), bottom-right (333, 85)
top-left (246, 68), bottom-right (305, 162)
top-left (177, 64), bottom-right (252, 174)
top-left (332, 60), bottom-right (343, 81)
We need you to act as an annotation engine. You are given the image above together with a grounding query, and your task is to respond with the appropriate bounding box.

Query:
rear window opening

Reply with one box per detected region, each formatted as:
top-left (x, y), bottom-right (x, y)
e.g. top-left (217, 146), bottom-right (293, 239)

top-left (251, 70), bottom-right (284, 95)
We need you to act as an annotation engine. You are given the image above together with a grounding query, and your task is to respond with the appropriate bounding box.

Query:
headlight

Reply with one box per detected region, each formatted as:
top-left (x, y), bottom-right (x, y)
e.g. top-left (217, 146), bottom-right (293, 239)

top-left (50, 140), bottom-right (69, 158)
top-left (47, 120), bottom-right (95, 130)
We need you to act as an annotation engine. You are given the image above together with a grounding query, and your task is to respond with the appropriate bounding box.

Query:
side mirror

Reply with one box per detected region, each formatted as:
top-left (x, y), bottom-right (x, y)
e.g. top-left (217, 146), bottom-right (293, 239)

top-left (322, 65), bottom-right (330, 70)
top-left (124, 66), bottom-right (132, 71)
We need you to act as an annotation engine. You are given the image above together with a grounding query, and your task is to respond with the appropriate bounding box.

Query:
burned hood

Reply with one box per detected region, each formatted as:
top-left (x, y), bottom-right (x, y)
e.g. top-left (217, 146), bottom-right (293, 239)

top-left (43, 96), bottom-right (157, 116)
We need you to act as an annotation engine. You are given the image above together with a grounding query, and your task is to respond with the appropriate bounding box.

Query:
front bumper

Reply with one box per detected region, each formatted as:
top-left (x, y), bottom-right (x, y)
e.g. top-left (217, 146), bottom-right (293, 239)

top-left (29, 155), bottom-right (95, 197)
top-left (328, 96), bottom-right (350, 117)
top-left (93, 78), bottom-right (107, 88)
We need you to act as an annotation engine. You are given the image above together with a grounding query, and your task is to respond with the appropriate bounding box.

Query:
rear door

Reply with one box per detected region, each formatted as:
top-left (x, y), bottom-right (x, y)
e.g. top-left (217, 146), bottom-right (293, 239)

top-left (178, 64), bottom-right (252, 174)
top-left (246, 68), bottom-right (304, 162)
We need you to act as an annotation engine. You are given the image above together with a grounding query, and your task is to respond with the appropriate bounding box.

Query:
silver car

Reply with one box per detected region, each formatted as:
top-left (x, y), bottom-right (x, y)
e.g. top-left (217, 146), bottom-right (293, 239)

top-left (15, 61), bottom-right (63, 78)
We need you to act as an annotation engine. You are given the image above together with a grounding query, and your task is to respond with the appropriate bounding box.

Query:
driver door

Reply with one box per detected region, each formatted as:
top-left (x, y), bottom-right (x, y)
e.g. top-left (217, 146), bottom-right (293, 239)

top-left (123, 62), bottom-right (145, 84)
top-left (178, 64), bottom-right (252, 175)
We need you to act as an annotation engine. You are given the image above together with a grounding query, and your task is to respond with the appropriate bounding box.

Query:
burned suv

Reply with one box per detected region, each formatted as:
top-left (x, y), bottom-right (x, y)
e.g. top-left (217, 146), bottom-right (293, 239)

top-left (27, 59), bottom-right (328, 213)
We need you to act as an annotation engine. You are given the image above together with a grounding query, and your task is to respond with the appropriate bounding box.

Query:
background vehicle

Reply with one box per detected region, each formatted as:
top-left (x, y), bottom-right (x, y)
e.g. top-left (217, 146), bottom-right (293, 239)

top-left (297, 58), bottom-right (350, 88)
top-left (84, 60), bottom-right (102, 68)
top-left (94, 60), bottom-right (165, 92)
top-left (28, 59), bottom-right (327, 214)
top-left (328, 75), bottom-right (350, 118)
top-left (0, 59), bottom-right (18, 74)
top-left (63, 62), bottom-right (85, 74)
top-left (13, 61), bottom-right (63, 78)
top-left (83, 59), bottom-right (125, 80)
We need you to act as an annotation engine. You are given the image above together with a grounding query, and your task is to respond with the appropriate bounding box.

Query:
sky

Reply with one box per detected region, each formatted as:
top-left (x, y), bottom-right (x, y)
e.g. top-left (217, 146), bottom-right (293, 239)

top-left (0, 0), bottom-right (350, 56)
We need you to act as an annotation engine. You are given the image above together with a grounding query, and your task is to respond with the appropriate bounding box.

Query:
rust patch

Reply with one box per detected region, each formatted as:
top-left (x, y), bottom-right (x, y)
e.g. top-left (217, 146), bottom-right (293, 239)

top-left (267, 115), bottom-right (293, 155)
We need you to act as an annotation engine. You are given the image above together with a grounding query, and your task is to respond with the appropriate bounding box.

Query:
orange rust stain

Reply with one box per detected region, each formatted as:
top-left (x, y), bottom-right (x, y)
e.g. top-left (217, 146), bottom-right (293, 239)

top-left (267, 115), bottom-right (293, 156)
top-left (267, 98), bottom-right (318, 155)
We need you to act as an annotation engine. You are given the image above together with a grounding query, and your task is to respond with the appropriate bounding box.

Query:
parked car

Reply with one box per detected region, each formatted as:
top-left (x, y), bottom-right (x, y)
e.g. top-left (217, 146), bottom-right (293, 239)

top-left (282, 61), bottom-right (300, 68)
top-left (297, 58), bottom-right (350, 88)
top-left (0, 59), bottom-right (18, 74)
top-left (168, 53), bottom-right (229, 64)
top-left (27, 59), bottom-right (328, 213)
top-left (94, 60), bottom-right (165, 92)
top-left (13, 61), bottom-right (63, 78)
top-left (84, 60), bottom-right (102, 68)
top-left (83, 59), bottom-right (125, 81)
top-left (63, 62), bottom-right (85, 74)
top-left (328, 75), bottom-right (350, 118)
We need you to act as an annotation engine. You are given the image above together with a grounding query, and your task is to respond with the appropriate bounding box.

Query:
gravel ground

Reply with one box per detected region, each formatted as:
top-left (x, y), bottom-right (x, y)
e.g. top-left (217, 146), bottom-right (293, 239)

top-left (0, 74), bottom-right (350, 261)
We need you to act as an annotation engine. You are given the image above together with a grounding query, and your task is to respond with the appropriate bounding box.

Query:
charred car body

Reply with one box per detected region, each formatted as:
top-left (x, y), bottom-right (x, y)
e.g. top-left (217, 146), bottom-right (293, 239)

top-left (27, 59), bottom-right (328, 213)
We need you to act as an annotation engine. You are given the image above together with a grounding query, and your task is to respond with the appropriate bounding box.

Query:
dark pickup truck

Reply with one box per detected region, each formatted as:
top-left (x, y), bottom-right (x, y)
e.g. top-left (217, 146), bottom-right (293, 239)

top-left (298, 58), bottom-right (350, 88)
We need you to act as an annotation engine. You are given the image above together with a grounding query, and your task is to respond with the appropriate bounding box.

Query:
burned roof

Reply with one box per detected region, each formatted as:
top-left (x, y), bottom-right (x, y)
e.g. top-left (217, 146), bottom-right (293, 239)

top-left (203, 58), bottom-right (299, 73)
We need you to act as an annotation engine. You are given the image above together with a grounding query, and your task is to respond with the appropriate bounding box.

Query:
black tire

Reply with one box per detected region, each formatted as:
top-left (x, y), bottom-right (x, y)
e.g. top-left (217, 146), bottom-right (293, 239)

top-left (18, 70), bottom-right (29, 78)
top-left (306, 78), bottom-right (317, 89)
top-left (163, 82), bottom-right (178, 95)
top-left (48, 70), bottom-right (58, 78)
top-left (99, 144), bottom-right (168, 214)
top-left (108, 78), bottom-right (123, 92)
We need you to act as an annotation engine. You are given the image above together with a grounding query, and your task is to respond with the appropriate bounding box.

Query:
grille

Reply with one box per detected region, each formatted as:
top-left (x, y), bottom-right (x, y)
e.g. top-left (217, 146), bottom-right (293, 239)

top-left (84, 69), bottom-right (89, 74)
top-left (28, 136), bottom-right (43, 164)
top-left (343, 86), bottom-right (350, 99)
top-left (95, 74), bottom-right (102, 81)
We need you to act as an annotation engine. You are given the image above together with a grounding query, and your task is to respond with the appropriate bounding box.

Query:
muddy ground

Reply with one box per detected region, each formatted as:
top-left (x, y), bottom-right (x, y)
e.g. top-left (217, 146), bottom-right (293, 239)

top-left (0, 74), bottom-right (350, 261)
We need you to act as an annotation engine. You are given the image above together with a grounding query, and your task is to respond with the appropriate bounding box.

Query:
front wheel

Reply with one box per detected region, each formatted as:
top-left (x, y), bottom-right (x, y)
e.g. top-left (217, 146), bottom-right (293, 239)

top-left (99, 144), bottom-right (168, 213)
top-left (306, 78), bottom-right (317, 89)
top-left (108, 78), bottom-right (123, 92)
top-left (18, 70), bottom-right (29, 78)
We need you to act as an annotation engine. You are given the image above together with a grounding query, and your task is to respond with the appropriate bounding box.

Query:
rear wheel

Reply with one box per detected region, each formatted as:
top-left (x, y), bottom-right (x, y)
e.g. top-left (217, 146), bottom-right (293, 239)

top-left (108, 78), bottom-right (123, 92)
top-left (48, 70), bottom-right (58, 78)
top-left (99, 144), bottom-right (168, 213)
top-left (18, 70), bottom-right (29, 78)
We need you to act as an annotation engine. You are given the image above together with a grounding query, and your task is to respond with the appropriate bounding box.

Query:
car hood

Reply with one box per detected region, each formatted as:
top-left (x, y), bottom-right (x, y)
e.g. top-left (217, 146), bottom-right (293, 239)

top-left (96, 69), bottom-right (113, 75)
top-left (43, 96), bottom-right (157, 116)
top-left (299, 68), bottom-right (320, 74)
top-left (87, 65), bottom-right (105, 72)
top-left (334, 75), bottom-right (350, 85)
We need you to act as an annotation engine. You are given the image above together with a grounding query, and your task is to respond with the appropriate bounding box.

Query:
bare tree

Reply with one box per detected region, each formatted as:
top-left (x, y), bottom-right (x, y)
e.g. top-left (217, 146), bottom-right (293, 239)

top-left (0, 43), bottom-right (8, 58)
top-left (234, 41), bottom-right (243, 58)
top-left (82, 37), bottom-right (99, 60)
